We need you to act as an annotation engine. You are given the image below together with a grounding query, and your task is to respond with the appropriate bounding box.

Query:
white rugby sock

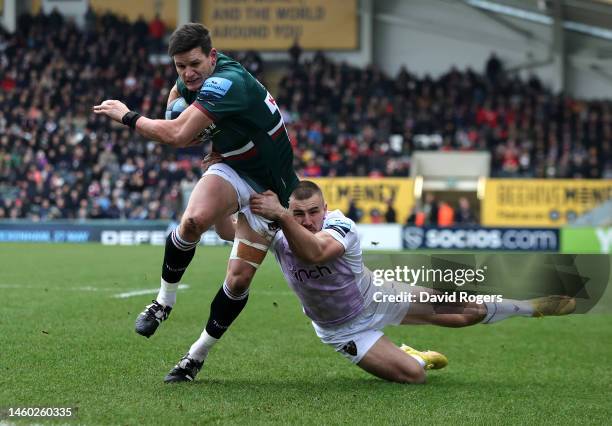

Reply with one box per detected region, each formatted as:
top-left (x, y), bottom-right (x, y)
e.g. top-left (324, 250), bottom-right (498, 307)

top-left (188, 330), bottom-right (219, 362)
top-left (408, 354), bottom-right (426, 368)
top-left (481, 299), bottom-right (534, 324)
top-left (156, 278), bottom-right (179, 307)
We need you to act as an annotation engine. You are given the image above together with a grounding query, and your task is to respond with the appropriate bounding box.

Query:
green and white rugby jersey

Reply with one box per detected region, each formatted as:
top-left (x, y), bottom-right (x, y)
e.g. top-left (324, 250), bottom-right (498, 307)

top-left (176, 53), bottom-right (298, 206)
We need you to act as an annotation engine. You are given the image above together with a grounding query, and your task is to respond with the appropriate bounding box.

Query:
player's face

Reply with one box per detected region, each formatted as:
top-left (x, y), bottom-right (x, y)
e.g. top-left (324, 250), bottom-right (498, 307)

top-left (173, 47), bottom-right (218, 92)
top-left (289, 194), bottom-right (327, 234)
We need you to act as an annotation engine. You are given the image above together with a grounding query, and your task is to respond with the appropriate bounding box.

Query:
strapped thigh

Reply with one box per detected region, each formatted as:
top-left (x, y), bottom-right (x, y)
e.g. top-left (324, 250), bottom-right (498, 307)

top-left (229, 237), bottom-right (268, 269)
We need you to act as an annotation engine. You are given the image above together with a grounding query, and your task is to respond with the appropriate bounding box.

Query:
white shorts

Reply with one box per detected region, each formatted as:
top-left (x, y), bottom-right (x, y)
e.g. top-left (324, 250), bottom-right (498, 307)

top-left (312, 281), bottom-right (414, 364)
top-left (204, 163), bottom-right (277, 242)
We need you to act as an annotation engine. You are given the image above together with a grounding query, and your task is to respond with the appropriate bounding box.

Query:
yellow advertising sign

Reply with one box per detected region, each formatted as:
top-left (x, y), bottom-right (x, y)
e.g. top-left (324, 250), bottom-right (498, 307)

top-left (310, 178), bottom-right (414, 224)
top-left (482, 179), bottom-right (612, 227)
top-left (90, 0), bottom-right (178, 28)
top-left (202, 0), bottom-right (358, 50)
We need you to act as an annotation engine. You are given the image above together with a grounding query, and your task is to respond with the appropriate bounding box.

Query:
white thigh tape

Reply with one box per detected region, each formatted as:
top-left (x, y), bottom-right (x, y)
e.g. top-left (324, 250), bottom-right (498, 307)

top-left (229, 238), bottom-right (269, 269)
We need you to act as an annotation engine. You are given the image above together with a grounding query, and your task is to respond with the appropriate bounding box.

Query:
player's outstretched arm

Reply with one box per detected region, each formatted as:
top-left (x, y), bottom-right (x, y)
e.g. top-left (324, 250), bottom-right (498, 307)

top-left (250, 191), bottom-right (344, 264)
top-left (92, 99), bottom-right (211, 147)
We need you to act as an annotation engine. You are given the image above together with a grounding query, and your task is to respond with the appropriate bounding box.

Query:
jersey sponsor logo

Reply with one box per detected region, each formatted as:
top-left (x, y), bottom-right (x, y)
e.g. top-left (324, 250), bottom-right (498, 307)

top-left (341, 340), bottom-right (358, 356)
top-left (201, 77), bottom-right (233, 100)
top-left (293, 265), bottom-right (333, 282)
top-left (324, 218), bottom-right (351, 237)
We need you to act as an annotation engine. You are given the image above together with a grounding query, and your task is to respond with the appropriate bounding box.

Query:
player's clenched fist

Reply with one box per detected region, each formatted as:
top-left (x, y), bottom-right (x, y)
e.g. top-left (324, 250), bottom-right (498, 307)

top-left (92, 100), bottom-right (130, 123)
top-left (250, 191), bottom-right (286, 221)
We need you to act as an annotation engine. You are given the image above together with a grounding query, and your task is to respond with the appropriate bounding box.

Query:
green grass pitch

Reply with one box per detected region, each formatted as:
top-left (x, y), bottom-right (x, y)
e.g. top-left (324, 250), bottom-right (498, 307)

top-left (2, 243), bottom-right (611, 425)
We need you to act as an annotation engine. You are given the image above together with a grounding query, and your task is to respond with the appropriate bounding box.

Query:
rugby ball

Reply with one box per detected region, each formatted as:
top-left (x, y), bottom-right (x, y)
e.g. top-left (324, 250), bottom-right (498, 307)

top-left (165, 97), bottom-right (188, 120)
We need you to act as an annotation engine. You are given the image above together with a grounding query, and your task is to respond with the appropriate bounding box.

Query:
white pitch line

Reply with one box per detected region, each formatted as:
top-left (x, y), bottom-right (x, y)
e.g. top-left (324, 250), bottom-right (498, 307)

top-left (113, 284), bottom-right (190, 299)
top-left (0, 284), bottom-right (119, 291)
top-left (0, 283), bottom-right (294, 298)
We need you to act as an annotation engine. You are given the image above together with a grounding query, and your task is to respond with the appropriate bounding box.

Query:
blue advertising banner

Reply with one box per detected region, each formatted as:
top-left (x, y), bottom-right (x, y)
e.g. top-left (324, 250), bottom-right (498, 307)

top-left (402, 226), bottom-right (560, 251)
top-left (0, 221), bottom-right (228, 246)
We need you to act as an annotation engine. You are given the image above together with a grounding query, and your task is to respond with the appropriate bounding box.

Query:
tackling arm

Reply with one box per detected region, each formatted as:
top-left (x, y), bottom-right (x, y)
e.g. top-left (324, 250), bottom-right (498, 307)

top-left (277, 212), bottom-right (345, 264)
top-left (250, 191), bottom-right (345, 264)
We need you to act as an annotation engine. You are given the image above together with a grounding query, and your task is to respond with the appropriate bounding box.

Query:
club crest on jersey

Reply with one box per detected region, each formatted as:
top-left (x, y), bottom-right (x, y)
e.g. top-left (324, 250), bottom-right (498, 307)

top-left (341, 340), bottom-right (357, 356)
top-left (201, 77), bottom-right (233, 100)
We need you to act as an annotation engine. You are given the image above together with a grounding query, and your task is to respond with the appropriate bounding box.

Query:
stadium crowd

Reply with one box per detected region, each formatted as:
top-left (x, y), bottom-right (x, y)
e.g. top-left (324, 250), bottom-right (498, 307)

top-left (279, 52), bottom-right (612, 180)
top-left (0, 11), bottom-right (197, 220)
top-left (1, 11), bottom-right (610, 221)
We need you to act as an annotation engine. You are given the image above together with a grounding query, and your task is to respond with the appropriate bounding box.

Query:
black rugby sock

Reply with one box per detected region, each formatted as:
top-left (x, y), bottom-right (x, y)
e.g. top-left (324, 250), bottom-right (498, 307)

top-left (161, 228), bottom-right (198, 284)
top-left (205, 282), bottom-right (249, 339)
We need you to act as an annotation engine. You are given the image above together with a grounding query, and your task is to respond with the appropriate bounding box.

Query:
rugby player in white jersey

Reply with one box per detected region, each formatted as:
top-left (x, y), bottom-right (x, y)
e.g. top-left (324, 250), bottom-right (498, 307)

top-left (249, 181), bottom-right (576, 383)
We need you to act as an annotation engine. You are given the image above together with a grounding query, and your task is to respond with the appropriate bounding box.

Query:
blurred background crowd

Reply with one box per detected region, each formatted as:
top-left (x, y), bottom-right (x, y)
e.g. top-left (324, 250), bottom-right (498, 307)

top-left (1, 10), bottom-right (611, 222)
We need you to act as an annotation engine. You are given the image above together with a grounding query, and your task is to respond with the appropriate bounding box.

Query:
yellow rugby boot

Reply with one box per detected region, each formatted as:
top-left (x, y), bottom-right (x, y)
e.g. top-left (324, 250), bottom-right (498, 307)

top-left (400, 344), bottom-right (448, 370)
top-left (529, 295), bottom-right (576, 318)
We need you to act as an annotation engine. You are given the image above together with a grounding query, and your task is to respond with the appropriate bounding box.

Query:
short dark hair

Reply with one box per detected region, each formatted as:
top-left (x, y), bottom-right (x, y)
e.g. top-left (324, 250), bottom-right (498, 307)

top-left (168, 23), bottom-right (212, 57)
top-left (291, 180), bottom-right (323, 201)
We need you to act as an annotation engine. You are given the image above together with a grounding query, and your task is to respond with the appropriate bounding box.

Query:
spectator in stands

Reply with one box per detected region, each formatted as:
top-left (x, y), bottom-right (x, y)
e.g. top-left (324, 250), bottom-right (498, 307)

top-left (422, 193), bottom-right (439, 226)
top-left (84, 6), bottom-right (97, 35)
top-left (455, 197), bottom-right (476, 225)
top-left (243, 50), bottom-right (264, 78)
top-left (437, 202), bottom-right (454, 228)
top-left (148, 13), bottom-right (166, 53)
top-left (48, 7), bottom-right (64, 29)
top-left (289, 37), bottom-right (302, 67)
top-left (346, 198), bottom-right (362, 223)
top-left (485, 52), bottom-right (503, 85)
top-left (384, 198), bottom-right (397, 223)
top-left (406, 207), bottom-right (417, 225)
top-left (133, 14), bottom-right (149, 39)
top-left (370, 208), bottom-right (383, 224)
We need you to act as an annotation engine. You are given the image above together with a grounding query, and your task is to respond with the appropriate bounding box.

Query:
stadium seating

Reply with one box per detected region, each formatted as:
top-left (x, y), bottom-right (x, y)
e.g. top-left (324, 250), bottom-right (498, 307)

top-left (1, 11), bottom-right (610, 220)
top-left (280, 53), bottom-right (612, 180)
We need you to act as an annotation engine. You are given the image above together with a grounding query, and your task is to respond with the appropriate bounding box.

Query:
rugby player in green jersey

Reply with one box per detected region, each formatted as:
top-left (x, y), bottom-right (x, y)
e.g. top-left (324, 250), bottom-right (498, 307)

top-left (94, 23), bottom-right (299, 382)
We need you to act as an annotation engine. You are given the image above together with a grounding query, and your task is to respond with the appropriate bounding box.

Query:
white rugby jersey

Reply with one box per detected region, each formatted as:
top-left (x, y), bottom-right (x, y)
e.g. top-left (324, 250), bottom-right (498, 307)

top-left (271, 210), bottom-right (375, 326)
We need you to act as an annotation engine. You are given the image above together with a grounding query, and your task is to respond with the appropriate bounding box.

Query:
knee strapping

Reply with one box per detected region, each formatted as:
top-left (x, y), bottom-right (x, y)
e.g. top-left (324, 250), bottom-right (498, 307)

top-left (229, 238), bottom-right (268, 269)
